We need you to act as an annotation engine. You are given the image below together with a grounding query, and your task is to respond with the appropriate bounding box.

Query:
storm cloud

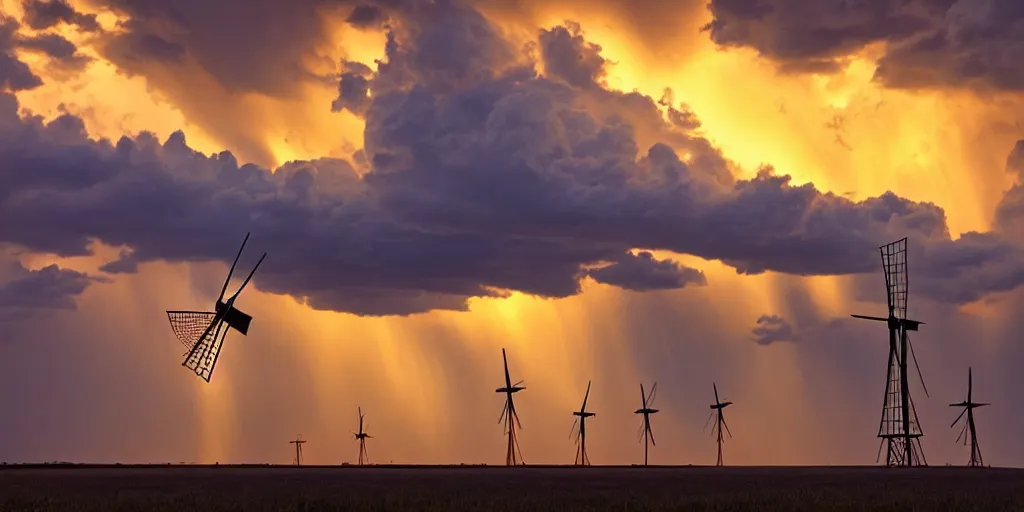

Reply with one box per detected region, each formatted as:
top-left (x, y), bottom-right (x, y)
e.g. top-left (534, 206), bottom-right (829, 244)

top-left (703, 0), bottom-right (1024, 92)
top-left (4, 1), bottom-right (1024, 317)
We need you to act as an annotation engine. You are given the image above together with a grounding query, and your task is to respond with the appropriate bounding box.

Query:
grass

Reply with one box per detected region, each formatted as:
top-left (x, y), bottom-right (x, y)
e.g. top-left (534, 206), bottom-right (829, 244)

top-left (1, 466), bottom-right (1022, 511)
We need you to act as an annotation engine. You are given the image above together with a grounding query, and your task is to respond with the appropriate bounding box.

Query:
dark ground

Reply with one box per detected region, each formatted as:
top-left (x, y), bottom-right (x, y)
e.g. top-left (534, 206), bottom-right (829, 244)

top-left (1, 465), bottom-right (1021, 511)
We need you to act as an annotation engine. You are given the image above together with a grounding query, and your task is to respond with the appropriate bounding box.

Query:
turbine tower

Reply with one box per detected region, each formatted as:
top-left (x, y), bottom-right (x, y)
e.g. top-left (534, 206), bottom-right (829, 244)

top-left (634, 382), bottom-right (659, 466)
top-left (950, 367), bottom-right (988, 468)
top-left (289, 435), bottom-right (306, 466)
top-left (354, 407), bottom-right (372, 465)
top-left (570, 380), bottom-right (595, 466)
top-left (851, 237), bottom-right (930, 467)
top-left (495, 348), bottom-right (525, 466)
top-left (705, 382), bottom-right (733, 467)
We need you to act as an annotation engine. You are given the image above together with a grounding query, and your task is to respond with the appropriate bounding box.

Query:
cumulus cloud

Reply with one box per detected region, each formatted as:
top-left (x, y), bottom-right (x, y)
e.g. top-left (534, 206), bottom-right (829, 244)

top-left (0, 259), bottom-right (96, 325)
top-left (0, 17), bottom-right (43, 92)
top-left (703, 0), bottom-right (1024, 92)
top-left (751, 314), bottom-right (797, 345)
top-left (4, 2), bottom-right (1024, 316)
top-left (20, 0), bottom-right (100, 32)
top-left (588, 251), bottom-right (707, 291)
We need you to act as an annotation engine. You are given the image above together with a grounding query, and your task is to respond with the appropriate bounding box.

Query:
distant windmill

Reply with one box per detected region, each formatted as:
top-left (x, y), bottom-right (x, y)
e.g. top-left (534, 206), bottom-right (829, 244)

top-left (167, 232), bottom-right (267, 383)
top-left (851, 237), bottom-right (929, 467)
top-left (634, 382), bottom-right (659, 466)
top-left (570, 380), bottom-right (595, 465)
top-left (704, 382), bottom-right (733, 466)
top-left (289, 435), bottom-right (306, 466)
top-left (950, 367), bottom-right (988, 468)
top-left (495, 348), bottom-right (525, 466)
top-left (354, 407), bottom-right (372, 465)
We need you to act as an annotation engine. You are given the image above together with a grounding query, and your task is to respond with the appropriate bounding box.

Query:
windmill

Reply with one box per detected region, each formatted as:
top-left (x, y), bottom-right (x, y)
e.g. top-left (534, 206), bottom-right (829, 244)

top-left (634, 382), bottom-right (659, 466)
top-left (570, 380), bottom-right (595, 466)
top-left (704, 382), bottom-right (733, 466)
top-left (495, 348), bottom-right (525, 466)
top-left (289, 435), bottom-right (306, 466)
top-left (950, 367), bottom-right (988, 468)
top-left (851, 237), bottom-right (930, 467)
top-left (354, 406), bottom-right (372, 465)
top-left (167, 232), bottom-right (267, 383)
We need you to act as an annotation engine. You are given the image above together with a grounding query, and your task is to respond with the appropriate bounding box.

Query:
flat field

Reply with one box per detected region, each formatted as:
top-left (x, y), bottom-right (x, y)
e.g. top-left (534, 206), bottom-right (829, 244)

top-left (1, 465), bottom-right (1021, 511)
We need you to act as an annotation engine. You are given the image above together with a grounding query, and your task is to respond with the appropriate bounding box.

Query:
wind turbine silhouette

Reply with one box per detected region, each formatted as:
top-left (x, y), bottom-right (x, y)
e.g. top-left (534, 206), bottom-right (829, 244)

top-left (634, 382), bottom-right (659, 466)
top-left (704, 382), bottom-right (733, 466)
top-left (950, 367), bottom-right (988, 468)
top-left (570, 380), bottom-right (595, 465)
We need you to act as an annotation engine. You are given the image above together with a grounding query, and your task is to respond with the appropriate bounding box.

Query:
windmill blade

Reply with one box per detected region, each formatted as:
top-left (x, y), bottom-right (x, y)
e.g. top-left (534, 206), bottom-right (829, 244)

top-left (358, 408), bottom-right (364, 433)
top-left (955, 418), bottom-right (969, 445)
top-left (219, 233), bottom-right (250, 302)
top-left (502, 348), bottom-right (512, 389)
top-left (570, 417), bottom-right (579, 440)
top-left (646, 419), bottom-right (656, 446)
top-left (713, 382), bottom-right (719, 405)
top-left (510, 401), bottom-right (523, 430)
top-left (647, 382), bottom-right (659, 406)
top-left (703, 410), bottom-right (715, 432)
top-left (581, 380), bottom-right (592, 411)
top-left (639, 383), bottom-right (647, 408)
top-left (722, 414), bottom-right (733, 439)
top-left (182, 316), bottom-right (228, 382)
top-left (636, 419), bottom-right (646, 442)
top-left (907, 332), bottom-right (930, 398)
top-left (968, 367), bottom-right (973, 402)
top-left (498, 399), bottom-right (508, 425)
top-left (513, 380), bottom-right (526, 389)
top-left (950, 407), bottom-right (967, 429)
top-left (229, 252), bottom-right (266, 300)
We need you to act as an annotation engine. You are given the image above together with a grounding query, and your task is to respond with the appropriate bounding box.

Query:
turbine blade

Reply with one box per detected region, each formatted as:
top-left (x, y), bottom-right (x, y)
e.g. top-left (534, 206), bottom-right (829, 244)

top-left (968, 367), bottom-right (973, 402)
top-left (907, 332), bottom-right (930, 398)
top-left (647, 420), bottom-right (656, 447)
top-left (703, 410), bottom-right (715, 432)
top-left (713, 382), bottom-right (719, 405)
top-left (582, 380), bottom-right (591, 411)
top-left (639, 383), bottom-right (646, 408)
top-left (722, 415), bottom-right (733, 439)
top-left (219, 232), bottom-right (250, 301)
top-left (951, 407), bottom-right (967, 429)
top-left (570, 417), bottom-right (579, 440)
top-left (229, 253), bottom-right (266, 299)
top-left (647, 382), bottom-right (658, 406)
top-left (511, 401), bottom-right (523, 430)
top-left (498, 399), bottom-right (508, 425)
top-left (502, 348), bottom-right (512, 389)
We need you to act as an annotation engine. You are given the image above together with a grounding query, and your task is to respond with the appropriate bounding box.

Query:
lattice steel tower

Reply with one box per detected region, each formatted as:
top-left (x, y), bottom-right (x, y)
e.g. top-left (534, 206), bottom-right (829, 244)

top-left (852, 237), bottom-right (930, 467)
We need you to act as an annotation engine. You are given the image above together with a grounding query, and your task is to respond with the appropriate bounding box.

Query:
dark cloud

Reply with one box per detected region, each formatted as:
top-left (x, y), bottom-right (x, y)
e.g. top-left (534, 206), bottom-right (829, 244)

top-left (15, 32), bottom-right (93, 71)
top-left (347, 4), bottom-right (388, 30)
top-left (4, 4), bottom-right (1024, 316)
top-left (20, 0), bottom-right (100, 32)
top-left (0, 260), bottom-right (96, 324)
top-left (751, 314), bottom-right (797, 345)
top-left (587, 251), bottom-right (707, 291)
top-left (537, 22), bottom-right (606, 89)
top-left (703, 0), bottom-right (1024, 92)
top-left (0, 17), bottom-right (43, 92)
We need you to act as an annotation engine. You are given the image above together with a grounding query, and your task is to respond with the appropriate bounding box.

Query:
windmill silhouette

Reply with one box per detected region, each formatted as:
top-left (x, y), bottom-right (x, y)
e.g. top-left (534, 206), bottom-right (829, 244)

top-left (851, 237), bottom-right (929, 466)
top-left (569, 380), bottom-right (595, 466)
top-left (950, 367), bottom-right (988, 468)
top-left (289, 435), bottom-right (306, 466)
top-left (704, 382), bottom-right (733, 466)
top-left (167, 232), bottom-right (266, 382)
top-left (634, 382), bottom-right (659, 466)
top-left (354, 406), bottom-right (372, 465)
top-left (495, 348), bottom-right (525, 466)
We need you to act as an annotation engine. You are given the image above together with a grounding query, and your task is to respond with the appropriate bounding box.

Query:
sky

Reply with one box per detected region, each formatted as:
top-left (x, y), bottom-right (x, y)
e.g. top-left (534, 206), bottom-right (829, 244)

top-left (1, 0), bottom-right (1024, 467)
